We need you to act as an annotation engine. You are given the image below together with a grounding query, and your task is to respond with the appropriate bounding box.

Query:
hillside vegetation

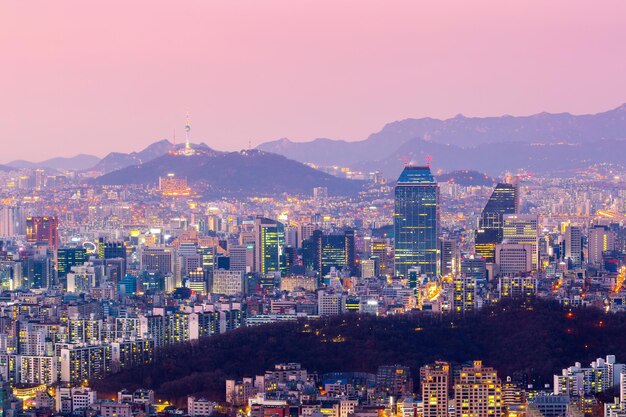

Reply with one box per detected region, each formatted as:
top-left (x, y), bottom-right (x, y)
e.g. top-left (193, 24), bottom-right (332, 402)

top-left (93, 300), bottom-right (626, 402)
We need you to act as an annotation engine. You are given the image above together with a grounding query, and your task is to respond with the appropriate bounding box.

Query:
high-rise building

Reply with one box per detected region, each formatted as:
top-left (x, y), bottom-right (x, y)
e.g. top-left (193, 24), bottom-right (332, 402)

top-left (67, 264), bottom-right (97, 293)
top-left (23, 256), bottom-right (54, 289)
top-left (393, 166), bottom-right (439, 279)
top-left (502, 214), bottom-right (539, 271)
top-left (140, 246), bottom-right (175, 276)
top-left (98, 238), bottom-right (126, 260)
top-left (554, 356), bottom-right (624, 397)
top-left (360, 258), bottom-right (379, 278)
top-left (461, 257), bottom-right (486, 281)
top-left (317, 290), bottom-right (345, 316)
top-left (453, 275), bottom-right (476, 314)
top-left (26, 216), bottom-right (59, 250)
top-left (371, 238), bottom-right (393, 276)
top-left (588, 225), bottom-right (615, 266)
top-left (57, 247), bottom-right (87, 278)
top-left (60, 345), bottom-right (112, 385)
top-left (299, 224), bottom-right (317, 246)
top-left (212, 269), bottom-right (244, 295)
top-left (475, 181), bottom-right (519, 263)
top-left (255, 217), bottom-right (285, 275)
top-left (229, 245), bottom-right (253, 273)
top-left (439, 238), bottom-right (458, 276)
top-left (454, 361), bottom-right (503, 417)
top-left (305, 230), bottom-right (356, 275)
top-left (0, 206), bottom-right (23, 237)
top-left (420, 361), bottom-right (450, 417)
top-left (564, 225), bottom-right (583, 269)
top-left (495, 243), bottom-right (533, 276)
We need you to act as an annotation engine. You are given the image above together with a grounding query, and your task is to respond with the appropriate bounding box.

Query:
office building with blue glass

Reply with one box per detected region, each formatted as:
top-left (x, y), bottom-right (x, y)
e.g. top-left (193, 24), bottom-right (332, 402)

top-left (394, 166), bottom-right (440, 279)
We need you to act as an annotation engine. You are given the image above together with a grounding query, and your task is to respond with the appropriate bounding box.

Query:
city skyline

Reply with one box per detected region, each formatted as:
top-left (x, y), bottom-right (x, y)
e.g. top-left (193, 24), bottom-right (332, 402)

top-left (2, 1), bottom-right (626, 161)
top-left (1, 2), bottom-right (626, 417)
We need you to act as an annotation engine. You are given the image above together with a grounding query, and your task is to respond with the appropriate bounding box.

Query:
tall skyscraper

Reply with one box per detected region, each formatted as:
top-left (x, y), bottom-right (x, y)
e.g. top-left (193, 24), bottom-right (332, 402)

top-left (439, 238), bottom-right (458, 276)
top-left (564, 225), bottom-right (583, 268)
top-left (588, 225), bottom-right (616, 266)
top-left (254, 217), bottom-right (285, 275)
top-left (370, 238), bottom-right (392, 276)
top-left (0, 206), bottom-right (23, 237)
top-left (475, 182), bottom-right (519, 263)
top-left (25, 216), bottom-right (59, 250)
top-left (420, 361), bottom-right (450, 417)
top-left (393, 166), bottom-right (439, 279)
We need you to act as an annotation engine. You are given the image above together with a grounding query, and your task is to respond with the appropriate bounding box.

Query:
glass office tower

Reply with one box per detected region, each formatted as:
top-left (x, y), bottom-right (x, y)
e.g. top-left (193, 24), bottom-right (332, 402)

top-left (394, 166), bottom-right (439, 279)
top-left (255, 217), bottom-right (285, 275)
top-left (475, 182), bottom-right (518, 263)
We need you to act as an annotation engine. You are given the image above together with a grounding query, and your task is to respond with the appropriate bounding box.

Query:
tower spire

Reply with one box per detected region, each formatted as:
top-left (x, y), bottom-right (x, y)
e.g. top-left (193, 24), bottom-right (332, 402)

top-left (181, 113), bottom-right (194, 156)
top-left (184, 113), bottom-right (191, 151)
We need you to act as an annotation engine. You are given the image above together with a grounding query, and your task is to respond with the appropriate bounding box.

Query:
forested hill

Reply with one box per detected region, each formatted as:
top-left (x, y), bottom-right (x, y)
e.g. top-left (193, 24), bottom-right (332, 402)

top-left (93, 300), bottom-right (626, 402)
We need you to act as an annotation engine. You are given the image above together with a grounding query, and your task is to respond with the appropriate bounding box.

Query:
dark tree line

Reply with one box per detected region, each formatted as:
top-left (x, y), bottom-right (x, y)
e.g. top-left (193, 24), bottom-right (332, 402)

top-left (92, 299), bottom-right (626, 402)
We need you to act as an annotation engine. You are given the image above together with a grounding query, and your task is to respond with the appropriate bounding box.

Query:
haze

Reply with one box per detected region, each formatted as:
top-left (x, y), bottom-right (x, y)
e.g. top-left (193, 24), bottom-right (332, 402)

top-left (1, 0), bottom-right (626, 162)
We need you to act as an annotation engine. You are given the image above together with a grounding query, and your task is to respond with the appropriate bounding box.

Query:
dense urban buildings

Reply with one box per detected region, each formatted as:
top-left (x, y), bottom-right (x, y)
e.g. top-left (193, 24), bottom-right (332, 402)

top-left (0, 145), bottom-right (624, 417)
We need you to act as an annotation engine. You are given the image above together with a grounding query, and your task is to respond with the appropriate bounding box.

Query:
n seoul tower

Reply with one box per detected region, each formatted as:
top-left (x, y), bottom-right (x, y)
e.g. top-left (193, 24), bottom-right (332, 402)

top-left (182, 114), bottom-right (195, 156)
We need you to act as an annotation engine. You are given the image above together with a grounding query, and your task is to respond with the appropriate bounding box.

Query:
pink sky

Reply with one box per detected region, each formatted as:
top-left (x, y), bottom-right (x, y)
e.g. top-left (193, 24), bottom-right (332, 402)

top-left (1, 0), bottom-right (626, 162)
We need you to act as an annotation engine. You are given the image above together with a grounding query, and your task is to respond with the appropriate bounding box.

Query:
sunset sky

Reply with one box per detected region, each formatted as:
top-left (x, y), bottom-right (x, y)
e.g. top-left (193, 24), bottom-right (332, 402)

top-left (1, 0), bottom-right (626, 162)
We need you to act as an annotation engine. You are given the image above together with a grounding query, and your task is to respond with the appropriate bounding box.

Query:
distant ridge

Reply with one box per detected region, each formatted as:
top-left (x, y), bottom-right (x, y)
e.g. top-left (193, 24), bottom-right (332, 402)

top-left (90, 139), bottom-right (175, 173)
top-left (6, 103), bottom-right (626, 177)
top-left (91, 140), bottom-right (222, 174)
top-left (92, 149), bottom-right (363, 197)
top-left (257, 103), bottom-right (626, 177)
top-left (7, 154), bottom-right (100, 171)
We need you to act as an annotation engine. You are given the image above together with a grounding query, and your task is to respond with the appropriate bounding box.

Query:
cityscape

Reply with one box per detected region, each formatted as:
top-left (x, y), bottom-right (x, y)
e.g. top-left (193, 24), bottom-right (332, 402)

top-left (2, 2), bottom-right (626, 417)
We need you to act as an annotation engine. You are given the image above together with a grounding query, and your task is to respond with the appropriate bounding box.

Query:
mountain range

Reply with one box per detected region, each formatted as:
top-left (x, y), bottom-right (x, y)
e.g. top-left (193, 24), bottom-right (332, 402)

top-left (6, 154), bottom-right (100, 171)
top-left (92, 149), bottom-right (363, 197)
top-left (4, 103), bottom-right (626, 183)
top-left (91, 139), bottom-right (180, 173)
top-left (257, 103), bottom-right (626, 177)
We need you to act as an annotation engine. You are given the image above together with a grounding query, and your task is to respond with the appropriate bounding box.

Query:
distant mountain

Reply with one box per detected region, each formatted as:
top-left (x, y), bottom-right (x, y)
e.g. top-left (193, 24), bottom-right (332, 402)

top-left (360, 137), bottom-right (626, 178)
top-left (91, 140), bottom-right (219, 174)
top-left (90, 139), bottom-right (175, 173)
top-left (436, 170), bottom-right (494, 187)
top-left (6, 154), bottom-right (100, 171)
top-left (0, 165), bottom-right (15, 172)
top-left (92, 149), bottom-right (363, 197)
top-left (257, 104), bottom-right (626, 176)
